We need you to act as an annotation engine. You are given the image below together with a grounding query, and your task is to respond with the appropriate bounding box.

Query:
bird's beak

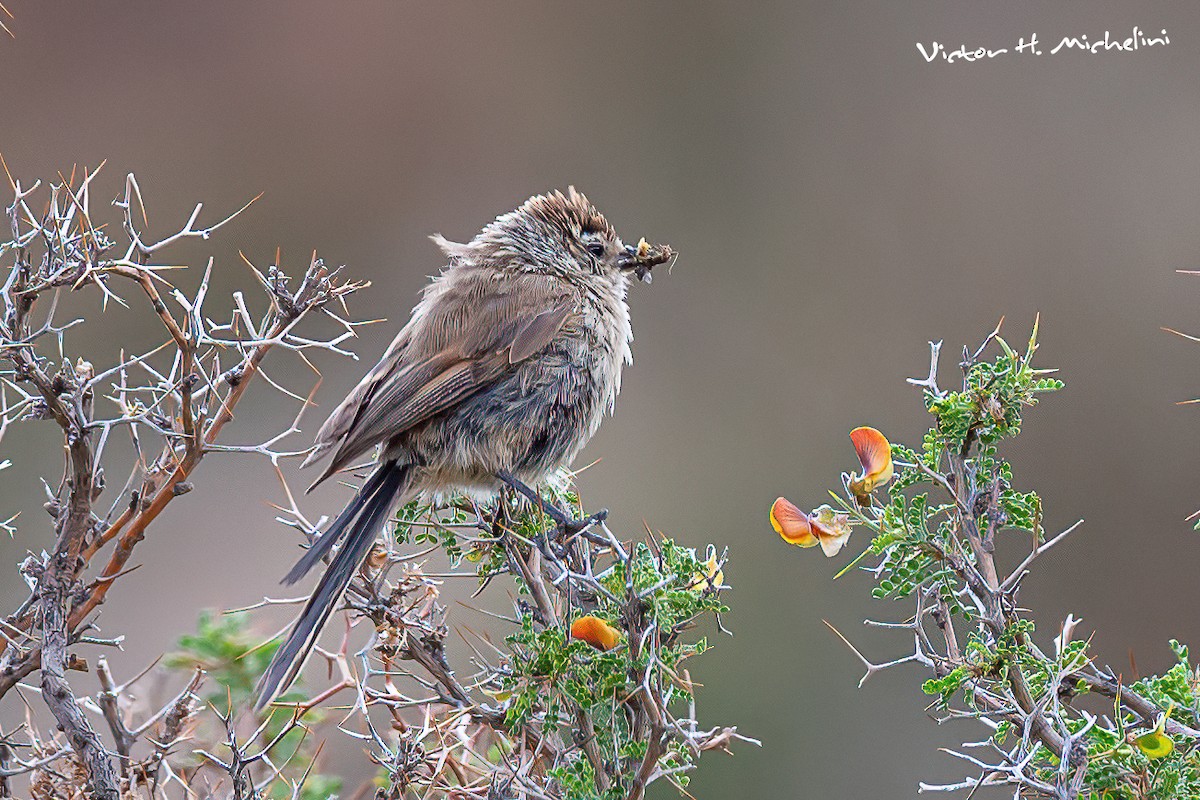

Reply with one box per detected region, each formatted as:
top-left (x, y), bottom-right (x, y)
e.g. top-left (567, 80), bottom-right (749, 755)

top-left (616, 238), bottom-right (674, 284)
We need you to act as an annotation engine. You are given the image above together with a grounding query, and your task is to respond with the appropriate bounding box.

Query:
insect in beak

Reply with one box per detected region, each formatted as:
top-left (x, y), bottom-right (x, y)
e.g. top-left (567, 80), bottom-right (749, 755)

top-left (616, 238), bottom-right (674, 284)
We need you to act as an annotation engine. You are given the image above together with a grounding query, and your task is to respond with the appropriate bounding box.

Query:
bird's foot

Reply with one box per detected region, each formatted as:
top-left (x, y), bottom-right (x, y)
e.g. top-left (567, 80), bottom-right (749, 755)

top-left (495, 470), bottom-right (607, 536)
top-left (562, 508), bottom-right (608, 536)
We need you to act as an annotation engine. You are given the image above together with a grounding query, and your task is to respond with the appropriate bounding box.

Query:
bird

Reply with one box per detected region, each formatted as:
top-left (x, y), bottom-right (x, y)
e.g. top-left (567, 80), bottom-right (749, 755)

top-left (253, 188), bottom-right (673, 709)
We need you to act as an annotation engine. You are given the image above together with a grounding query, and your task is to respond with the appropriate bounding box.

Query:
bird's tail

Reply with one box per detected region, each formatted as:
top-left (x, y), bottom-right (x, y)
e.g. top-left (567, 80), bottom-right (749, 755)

top-left (254, 461), bottom-right (410, 711)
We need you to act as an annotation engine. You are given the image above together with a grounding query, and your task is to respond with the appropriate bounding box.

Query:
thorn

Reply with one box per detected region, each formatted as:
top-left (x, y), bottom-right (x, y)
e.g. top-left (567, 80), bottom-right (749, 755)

top-left (0, 152), bottom-right (16, 193)
top-left (1162, 326), bottom-right (1200, 343)
top-left (823, 619), bottom-right (881, 688)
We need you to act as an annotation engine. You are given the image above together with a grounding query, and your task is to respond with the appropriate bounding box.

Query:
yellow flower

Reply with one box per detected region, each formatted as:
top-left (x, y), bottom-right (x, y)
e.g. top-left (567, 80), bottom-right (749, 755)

top-left (693, 545), bottom-right (724, 592)
top-left (480, 683), bottom-right (514, 703)
top-left (848, 426), bottom-right (894, 500)
top-left (1135, 713), bottom-right (1175, 759)
top-left (770, 497), bottom-right (854, 557)
top-left (570, 615), bottom-right (621, 651)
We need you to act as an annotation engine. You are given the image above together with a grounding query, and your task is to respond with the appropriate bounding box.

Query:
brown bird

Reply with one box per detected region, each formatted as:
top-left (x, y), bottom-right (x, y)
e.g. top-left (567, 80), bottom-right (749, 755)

top-left (254, 188), bottom-right (673, 708)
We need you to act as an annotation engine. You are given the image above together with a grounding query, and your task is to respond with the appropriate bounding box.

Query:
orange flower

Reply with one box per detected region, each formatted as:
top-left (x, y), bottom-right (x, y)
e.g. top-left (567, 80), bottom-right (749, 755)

top-left (771, 496), bottom-right (818, 547)
top-left (570, 615), bottom-right (621, 651)
top-left (848, 426), bottom-right (894, 500)
top-left (770, 497), bottom-right (854, 557)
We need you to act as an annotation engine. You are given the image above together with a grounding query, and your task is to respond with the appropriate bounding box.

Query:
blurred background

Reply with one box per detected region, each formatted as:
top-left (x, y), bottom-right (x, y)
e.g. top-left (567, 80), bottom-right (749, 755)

top-left (3, 1), bottom-right (1200, 796)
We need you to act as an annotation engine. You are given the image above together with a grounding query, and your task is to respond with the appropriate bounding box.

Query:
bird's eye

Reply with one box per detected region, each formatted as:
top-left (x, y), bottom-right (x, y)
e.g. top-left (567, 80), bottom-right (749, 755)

top-left (585, 241), bottom-right (606, 258)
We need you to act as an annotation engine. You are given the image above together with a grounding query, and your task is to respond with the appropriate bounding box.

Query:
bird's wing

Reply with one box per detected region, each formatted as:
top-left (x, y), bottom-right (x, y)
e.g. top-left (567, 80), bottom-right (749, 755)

top-left (299, 322), bottom-right (414, 472)
top-left (305, 274), bottom-right (577, 488)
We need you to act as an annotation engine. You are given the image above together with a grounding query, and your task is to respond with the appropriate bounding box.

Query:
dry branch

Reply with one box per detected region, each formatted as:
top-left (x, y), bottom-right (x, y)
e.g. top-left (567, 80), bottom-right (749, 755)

top-left (0, 162), bottom-right (364, 798)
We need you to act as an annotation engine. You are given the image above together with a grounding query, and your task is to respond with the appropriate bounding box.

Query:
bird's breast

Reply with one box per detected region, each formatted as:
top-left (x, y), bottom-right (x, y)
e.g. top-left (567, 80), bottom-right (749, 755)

top-left (401, 280), bottom-right (634, 493)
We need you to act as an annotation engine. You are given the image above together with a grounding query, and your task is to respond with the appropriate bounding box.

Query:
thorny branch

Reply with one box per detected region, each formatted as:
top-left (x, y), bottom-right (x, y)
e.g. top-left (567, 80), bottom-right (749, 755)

top-left (249, 480), bottom-right (755, 800)
top-left (0, 162), bottom-right (745, 800)
top-left (0, 161), bottom-right (365, 798)
top-left (827, 326), bottom-right (1198, 799)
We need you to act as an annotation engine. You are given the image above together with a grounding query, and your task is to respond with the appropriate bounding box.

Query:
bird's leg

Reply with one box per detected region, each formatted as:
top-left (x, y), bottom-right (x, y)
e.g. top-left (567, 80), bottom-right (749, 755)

top-left (492, 489), bottom-right (512, 535)
top-left (495, 470), bottom-right (608, 536)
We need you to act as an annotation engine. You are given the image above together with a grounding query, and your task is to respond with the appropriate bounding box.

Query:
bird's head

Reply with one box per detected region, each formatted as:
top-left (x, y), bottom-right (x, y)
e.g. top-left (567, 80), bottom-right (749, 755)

top-left (431, 187), bottom-right (674, 285)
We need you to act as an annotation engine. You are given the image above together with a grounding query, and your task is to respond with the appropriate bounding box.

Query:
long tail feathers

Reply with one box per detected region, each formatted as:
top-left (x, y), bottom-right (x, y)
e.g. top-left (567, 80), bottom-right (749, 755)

top-left (282, 464), bottom-right (397, 586)
top-left (254, 461), bottom-right (409, 711)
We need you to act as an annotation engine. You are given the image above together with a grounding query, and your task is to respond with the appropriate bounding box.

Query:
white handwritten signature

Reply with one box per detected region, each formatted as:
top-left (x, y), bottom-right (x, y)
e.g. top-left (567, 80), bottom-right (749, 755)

top-left (917, 28), bottom-right (1169, 63)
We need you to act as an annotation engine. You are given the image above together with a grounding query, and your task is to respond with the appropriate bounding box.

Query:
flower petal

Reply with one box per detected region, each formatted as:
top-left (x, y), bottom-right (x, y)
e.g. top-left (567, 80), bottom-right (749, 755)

top-left (1136, 731), bottom-right (1174, 759)
top-left (811, 504), bottom-right (854, 557)
top-left (693, 544), bottom-right (724, 591)
top-left (770, 497), bottom-right (819, 547)
top-left (570, 615), bottom-right (621, 651)
top-left (849, 426), bottom-right (894, 495)
top-left (816, 525), bottom-right (851, 556)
